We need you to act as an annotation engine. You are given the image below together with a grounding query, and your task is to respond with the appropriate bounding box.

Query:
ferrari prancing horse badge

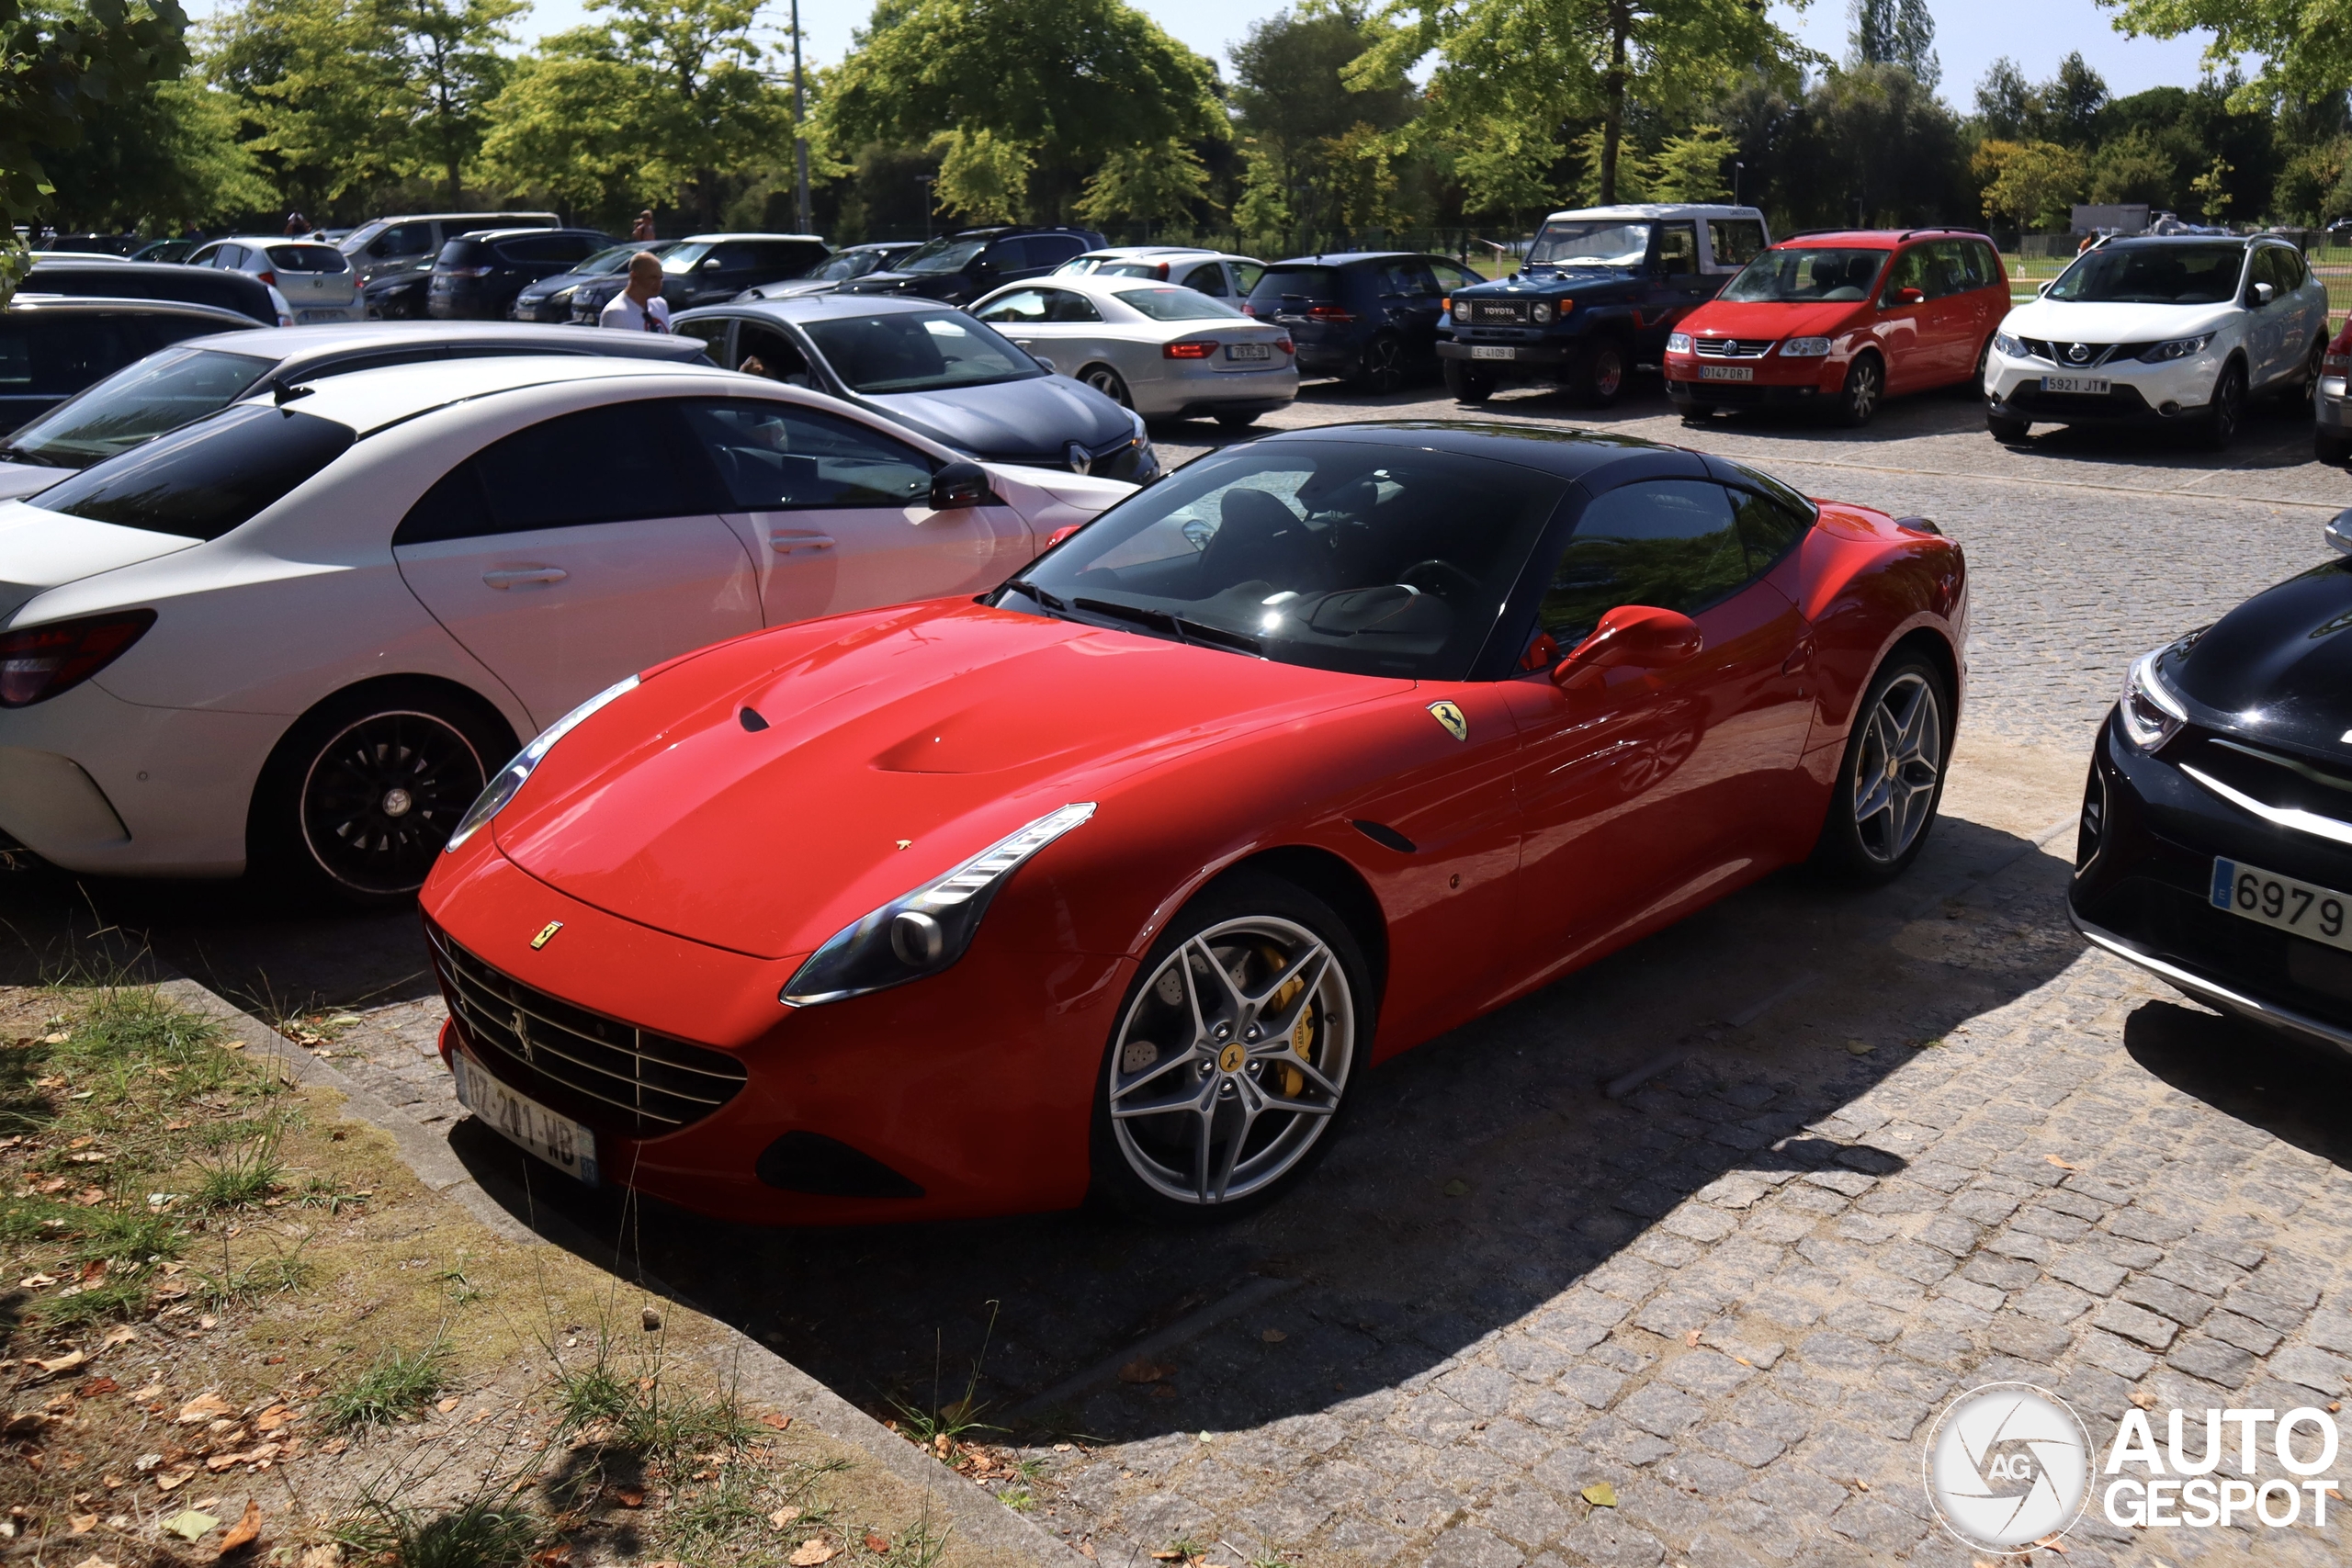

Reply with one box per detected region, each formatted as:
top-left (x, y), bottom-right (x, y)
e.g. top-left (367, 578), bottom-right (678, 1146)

top-left (1427, 701), bottom-right (1468, 742)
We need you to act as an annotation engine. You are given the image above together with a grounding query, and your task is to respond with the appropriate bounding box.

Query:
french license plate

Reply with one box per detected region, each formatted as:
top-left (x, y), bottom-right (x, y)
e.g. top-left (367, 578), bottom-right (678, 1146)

top-left (1470, 345), bottom-right (1516, 360)
top-left (2211, 857), bottom-right (2352, 952)
top-left (1699, 365), bottom-right (1754, 382)
top-left (1225, 342), bottom-right (1272, 361)
top-left (451, 1053), bottom-right (600, 1185)
top-left (2042, 376), bottom-right (2109, 395)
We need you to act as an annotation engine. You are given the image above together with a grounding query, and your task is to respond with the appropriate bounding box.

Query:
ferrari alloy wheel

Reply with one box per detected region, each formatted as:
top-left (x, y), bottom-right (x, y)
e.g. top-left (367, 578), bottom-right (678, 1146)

top-left (254, 682), bottom-right (509, 904)
top-left (1814, 656), bottom-right (1951, 883)
top-left (1096, 878), bottom-right (1366, 1218)
top-left (1836, 354), bottom-right (1883, 427)
top-left (1080, 364), bottom-right (1132, 407)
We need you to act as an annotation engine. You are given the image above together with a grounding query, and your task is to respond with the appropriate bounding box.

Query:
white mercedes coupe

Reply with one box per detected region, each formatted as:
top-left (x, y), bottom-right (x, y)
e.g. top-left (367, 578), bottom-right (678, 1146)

top-left (0, 355), bottom-right (1131, 897)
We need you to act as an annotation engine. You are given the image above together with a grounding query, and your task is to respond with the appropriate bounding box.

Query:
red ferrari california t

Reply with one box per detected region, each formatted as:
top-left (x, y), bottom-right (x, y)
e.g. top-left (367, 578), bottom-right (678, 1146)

top-left (421, 423), bottom-right (1966, 1224)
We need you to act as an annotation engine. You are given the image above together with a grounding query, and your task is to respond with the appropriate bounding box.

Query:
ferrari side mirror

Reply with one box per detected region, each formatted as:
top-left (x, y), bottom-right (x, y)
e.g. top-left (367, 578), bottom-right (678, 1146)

top-left (931, 460), bottom-right (997, 511)
top-left (1553, 604), bottom-right (1704, 685)
top-left (2326, 509), bottom-right (2352, 556)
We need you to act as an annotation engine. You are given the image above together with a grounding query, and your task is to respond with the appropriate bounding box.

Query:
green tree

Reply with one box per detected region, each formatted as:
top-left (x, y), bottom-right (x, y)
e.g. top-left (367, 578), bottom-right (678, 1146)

top-left (2100, 0), bottom-right (2352, 114)
top-left (208, 0), bottom-right (408, 218)
top-left (1229, 2), bottom-right (1419, 249)
top-left (1643, 121), bottom-right (1731, 201)
top-left (1973, 137), bottom-right (2085, 228)
top-left (2086, 127), bottom-right (2177, 205)
top-left (479, 0), bottom-right (789, 227)
top-left (38, 71), bottom-right (274, 230)
top-left (3, 0), bottom-right (192, 289)
top-left (1365, 0), bottom-right (1805, 211)
top-left (1849, 0), bottom-right (1935, 90)
top-left (384, 0), bottom-right (522, 200)
top-left (1074, 137), bottom-right (1210, 229)
top-left (820, 0), bottom-right (1223, 225)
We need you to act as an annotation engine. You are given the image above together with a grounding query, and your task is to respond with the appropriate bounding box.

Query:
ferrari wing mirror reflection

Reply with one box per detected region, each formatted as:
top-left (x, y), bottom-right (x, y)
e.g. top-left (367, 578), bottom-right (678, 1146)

top-left (2326, 509), bottom-right (2352, 557)
top-left (1553, 604), bottom-right (1705, 686)
top-left (931, 460), bottom-right (998, 511)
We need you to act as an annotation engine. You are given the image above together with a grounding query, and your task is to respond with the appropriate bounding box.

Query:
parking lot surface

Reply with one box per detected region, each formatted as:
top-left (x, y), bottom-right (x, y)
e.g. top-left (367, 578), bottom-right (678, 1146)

top-left (6, 373), bottom-right (2350, 1566)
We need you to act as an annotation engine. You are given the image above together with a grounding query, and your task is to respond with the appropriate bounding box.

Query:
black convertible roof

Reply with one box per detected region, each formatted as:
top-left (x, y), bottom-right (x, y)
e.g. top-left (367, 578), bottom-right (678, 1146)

top-left (1250, 420), bottom-right (1715, 487)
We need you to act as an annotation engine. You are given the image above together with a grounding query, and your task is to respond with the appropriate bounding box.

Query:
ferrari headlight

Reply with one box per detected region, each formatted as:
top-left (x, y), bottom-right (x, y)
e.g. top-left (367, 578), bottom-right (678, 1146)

top-left (1667, 332), bottom-right (1692, 355)
top-left (445, 675), bottom-right (639, 852)
top-left (780, 803), bottom-right (1097, 1005)
top-left (2139, 333), bottom-right (2214, 363)
top-left (1781, 337), bottom-right (1833, 356)
top-left (2118, 649), bottom-right (2187, 751)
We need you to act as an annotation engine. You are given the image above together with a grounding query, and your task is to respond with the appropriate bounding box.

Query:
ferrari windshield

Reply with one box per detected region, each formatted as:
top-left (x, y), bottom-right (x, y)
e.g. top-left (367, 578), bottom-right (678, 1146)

top-left (1721, 247), bottom-right (1888, 302)
top-left (0, 346), bottom-right (276, 468)
top-left (997, 441), bottom-right (1566, 680)
top-left (1527, 220), bottom-right (1649, 268)
top-left (2047, 243), bottom-right (2245, 304)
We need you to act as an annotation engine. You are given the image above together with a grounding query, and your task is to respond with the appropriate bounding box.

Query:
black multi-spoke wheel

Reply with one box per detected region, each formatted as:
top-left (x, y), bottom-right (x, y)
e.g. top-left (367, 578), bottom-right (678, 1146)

top-left (1353, 333), bottom-right (1408, 393)
top-left (1093, 874), bottom-right (1368, 1220)
top-left (2200, 362), bottom-right (2245, 451)
top-left (1812, 655), bottom-right (1951, 882)
top-left (254, 682), bottom-right (512, 904)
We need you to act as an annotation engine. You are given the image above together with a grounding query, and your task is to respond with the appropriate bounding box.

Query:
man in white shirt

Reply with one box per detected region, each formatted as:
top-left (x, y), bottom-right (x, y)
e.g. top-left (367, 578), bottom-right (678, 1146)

top-left (599, 253), bottom-right (673, 333)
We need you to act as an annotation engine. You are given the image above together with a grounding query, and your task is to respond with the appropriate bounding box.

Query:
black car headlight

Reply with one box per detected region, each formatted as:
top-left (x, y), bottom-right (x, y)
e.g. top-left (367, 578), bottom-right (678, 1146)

top-left (446, 675), bottom-right (639, 852)
top-left (2118, 649), bottom-right (2187, 750)
top-left (780, 804), bottom-right (1096, 1006)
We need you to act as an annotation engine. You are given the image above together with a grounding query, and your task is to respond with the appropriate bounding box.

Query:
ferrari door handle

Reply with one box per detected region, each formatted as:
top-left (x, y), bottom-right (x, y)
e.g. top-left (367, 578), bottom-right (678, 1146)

top-left (768, 534), bottom-right (835, 554)
top-left (482, 567), bottom-right (567, 588)
top-left (1783, 634), bottom-right (1817, 675)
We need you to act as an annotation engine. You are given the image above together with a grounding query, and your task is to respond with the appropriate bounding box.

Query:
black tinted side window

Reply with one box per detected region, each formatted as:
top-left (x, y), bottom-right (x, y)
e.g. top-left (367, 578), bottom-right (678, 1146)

top-left (1728, 487), bottom-right (1808, 567)
top-left (31, 317), bottom-right (144, 393)
top-left (34, 404), bottom-right (354, 540)
top-left (1540, 480), bottom-right (1749, 644)
top-left (393, 401), bottom-right (716, 544)
top-left (679, 399), bottom-right (932, 509)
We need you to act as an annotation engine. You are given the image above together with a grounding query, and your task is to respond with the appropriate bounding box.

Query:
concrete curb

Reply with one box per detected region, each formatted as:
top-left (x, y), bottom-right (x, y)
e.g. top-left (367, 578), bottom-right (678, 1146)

top-left (156, 977), bottom-right (1084, 1566)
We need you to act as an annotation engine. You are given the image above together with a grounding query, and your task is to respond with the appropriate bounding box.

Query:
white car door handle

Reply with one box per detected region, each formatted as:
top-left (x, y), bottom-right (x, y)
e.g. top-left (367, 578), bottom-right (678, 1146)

top-left (482, 567), bottom-right (568, 588)
top-left (768, 534), bottom-right (835, 554)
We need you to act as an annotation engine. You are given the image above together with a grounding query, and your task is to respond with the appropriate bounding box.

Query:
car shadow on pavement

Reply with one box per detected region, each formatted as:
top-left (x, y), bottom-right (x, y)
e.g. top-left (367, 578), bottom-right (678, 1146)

top-left (447, 806), bottom-right (2097, 1455)
top-left (2121, 998), bottom-right (2352, 1172)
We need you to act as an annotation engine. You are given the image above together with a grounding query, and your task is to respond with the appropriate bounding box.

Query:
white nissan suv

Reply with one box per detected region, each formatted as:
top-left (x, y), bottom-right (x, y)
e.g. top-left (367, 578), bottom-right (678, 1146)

top-left (1983, 235), bottom-right (2329, 450)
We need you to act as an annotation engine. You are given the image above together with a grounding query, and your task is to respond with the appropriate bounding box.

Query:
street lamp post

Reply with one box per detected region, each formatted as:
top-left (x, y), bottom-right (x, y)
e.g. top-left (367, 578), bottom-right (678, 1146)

top-left (790, 0), bottom-right (810, 234)
top-left (1733, 161), bottom-right (1744, 208)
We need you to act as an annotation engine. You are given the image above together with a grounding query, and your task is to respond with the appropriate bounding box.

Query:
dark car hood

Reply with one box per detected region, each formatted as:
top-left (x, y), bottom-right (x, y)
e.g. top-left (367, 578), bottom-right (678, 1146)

top-left (858, 375), bottom-right (1130, 460)
top-left (839, 271), bottom-right (957, 298)
top-left (2171, 558), bottom-right (2352, 757)
top-left (492, 601), bottom-right (1403, 958)
top-left (518, 270), bottom-right (594, 298)
top-left (1465, 266), bottom-right (1638, 295)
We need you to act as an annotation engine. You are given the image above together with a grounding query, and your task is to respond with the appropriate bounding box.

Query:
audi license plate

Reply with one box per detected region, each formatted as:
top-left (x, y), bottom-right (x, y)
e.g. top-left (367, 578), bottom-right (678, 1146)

top-left (2042, 376), bottom-right (2109, 395)
top-left (1224, 342), bottom-right (1272, 361)
top-left (1699, 366), bottom-right (1754, 382)
top-left (1470, 345), bottom-right (1516, 360)
top-left (296, 310), bottom-right (344, 323)
top-left (2211, 858), bottom-right (2352, 952)
top-left (451, 1053), bottom-right (600, 1185)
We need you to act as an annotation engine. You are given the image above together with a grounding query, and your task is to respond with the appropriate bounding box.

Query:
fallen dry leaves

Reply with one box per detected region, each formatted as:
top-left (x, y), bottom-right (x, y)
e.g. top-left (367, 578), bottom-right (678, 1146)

top-left (786, 1540), bottom-right (837, 1565)
top-left (219, 1500), bottom-right (263, 1556)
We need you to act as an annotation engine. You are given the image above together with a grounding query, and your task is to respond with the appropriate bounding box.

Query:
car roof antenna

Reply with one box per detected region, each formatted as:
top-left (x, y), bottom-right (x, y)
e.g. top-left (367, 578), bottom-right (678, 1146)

top-left (271, 376), bottom-right (314, 405)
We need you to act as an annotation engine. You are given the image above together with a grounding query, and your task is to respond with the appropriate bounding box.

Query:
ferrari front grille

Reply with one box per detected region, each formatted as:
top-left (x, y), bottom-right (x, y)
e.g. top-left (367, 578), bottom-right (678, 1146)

top-left (424, 922), bottom-right (748, 1136)
top-left (1693, 337), bottom-right (1773, 359)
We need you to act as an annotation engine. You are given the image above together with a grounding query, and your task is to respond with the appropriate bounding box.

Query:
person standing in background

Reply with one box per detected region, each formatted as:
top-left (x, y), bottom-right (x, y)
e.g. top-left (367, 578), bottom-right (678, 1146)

top-left (599, 252), bottom-right (673, 332)
top-left (632, 210), bottom-right (656, 243)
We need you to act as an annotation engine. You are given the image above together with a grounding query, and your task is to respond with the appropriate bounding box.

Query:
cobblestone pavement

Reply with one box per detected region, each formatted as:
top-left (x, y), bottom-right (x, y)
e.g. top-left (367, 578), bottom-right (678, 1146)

top-left (8, 373), bottom-right (2352, 1566)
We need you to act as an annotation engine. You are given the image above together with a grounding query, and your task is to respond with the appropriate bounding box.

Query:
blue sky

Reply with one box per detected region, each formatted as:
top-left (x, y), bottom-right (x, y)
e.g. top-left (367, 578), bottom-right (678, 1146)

top-left (194, 0), bottom-right (2225, 107)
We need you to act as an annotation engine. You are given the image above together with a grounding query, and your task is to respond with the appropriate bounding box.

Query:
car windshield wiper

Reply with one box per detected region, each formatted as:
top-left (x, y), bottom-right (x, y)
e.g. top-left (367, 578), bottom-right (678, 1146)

top-left (1073, 596), bottom-right (1263, 656)
top-left (1000, 578), bottom-right (1069, 613)
top-left (0, 446), bottom-right (60, 468)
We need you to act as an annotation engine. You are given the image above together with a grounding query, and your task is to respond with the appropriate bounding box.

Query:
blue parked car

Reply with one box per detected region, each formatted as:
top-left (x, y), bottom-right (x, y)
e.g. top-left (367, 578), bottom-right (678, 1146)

top-left (1238, 251), bottom-right (1485, 391)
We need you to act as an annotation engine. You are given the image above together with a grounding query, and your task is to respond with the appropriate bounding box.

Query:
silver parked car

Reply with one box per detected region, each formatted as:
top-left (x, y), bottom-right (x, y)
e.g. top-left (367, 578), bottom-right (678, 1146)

top-left (187, 238), bottom-right (364, 325)
top-left (970, 273), bottom-right (1297, 426)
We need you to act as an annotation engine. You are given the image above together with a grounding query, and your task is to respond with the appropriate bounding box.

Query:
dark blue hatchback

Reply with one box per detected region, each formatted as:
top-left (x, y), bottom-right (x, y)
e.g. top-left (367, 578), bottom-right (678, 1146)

top-left (1240, 252), bottom-right (1485, 391)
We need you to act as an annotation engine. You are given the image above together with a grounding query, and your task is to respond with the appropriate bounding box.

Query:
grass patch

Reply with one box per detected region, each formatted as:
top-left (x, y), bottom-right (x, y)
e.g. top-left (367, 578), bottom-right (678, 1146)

top-left (323, 1337), bottom-right (453, 1431)
top-left (547, 1317), bottom-right (758, 1461)
top-left (337, 1493), bottom-right (540, 1568)
top-left (191, 1130), bottom-right (286, 1210)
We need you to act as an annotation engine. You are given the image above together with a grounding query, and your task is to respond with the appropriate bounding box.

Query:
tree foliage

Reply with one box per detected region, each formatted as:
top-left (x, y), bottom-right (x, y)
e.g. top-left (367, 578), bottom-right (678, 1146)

top-left (2, 0), bottom-right (190, 288)
top-left (1973, 137), bottom-right (2084, 227)
top-left (1228, 3), bottom-right (1419, 249)
top-left (2100, 0), bottom-right (2352, 115)
top-left (820, 0), bottom-right (1222, 224)
top-left (1849, 0), bottom-right (1934, 90)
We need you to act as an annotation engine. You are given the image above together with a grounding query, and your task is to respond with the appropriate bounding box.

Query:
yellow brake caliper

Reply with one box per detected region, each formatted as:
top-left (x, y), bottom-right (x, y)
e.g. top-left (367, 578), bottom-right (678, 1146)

top-left (1261, 942), bottom-right (1314, 1097)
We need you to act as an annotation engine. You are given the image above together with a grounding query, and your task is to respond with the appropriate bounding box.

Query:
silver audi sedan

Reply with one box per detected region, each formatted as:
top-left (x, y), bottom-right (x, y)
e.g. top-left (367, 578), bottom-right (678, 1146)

top-left (969, 274), bottom-right (1299, 428)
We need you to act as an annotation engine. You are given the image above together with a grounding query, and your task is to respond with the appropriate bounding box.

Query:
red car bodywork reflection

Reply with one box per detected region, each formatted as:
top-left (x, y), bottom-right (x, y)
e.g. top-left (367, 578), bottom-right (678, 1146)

top-left (422, 457), bottom-right (1964, 1226)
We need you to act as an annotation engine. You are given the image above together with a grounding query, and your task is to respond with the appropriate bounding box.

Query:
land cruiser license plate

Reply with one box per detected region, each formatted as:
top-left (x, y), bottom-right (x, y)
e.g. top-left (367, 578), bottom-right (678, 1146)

top-left (2211, 857), bottom-right (2352, 953)
top-left (2042, 376), bottom-right (2109, 395)
top-left (1470, 345), bottom-right (1516, 360)
top-left (1700, 366), bottom-right (1754, 382)
top-left (452, 1053), bottom-right (601, 1185)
